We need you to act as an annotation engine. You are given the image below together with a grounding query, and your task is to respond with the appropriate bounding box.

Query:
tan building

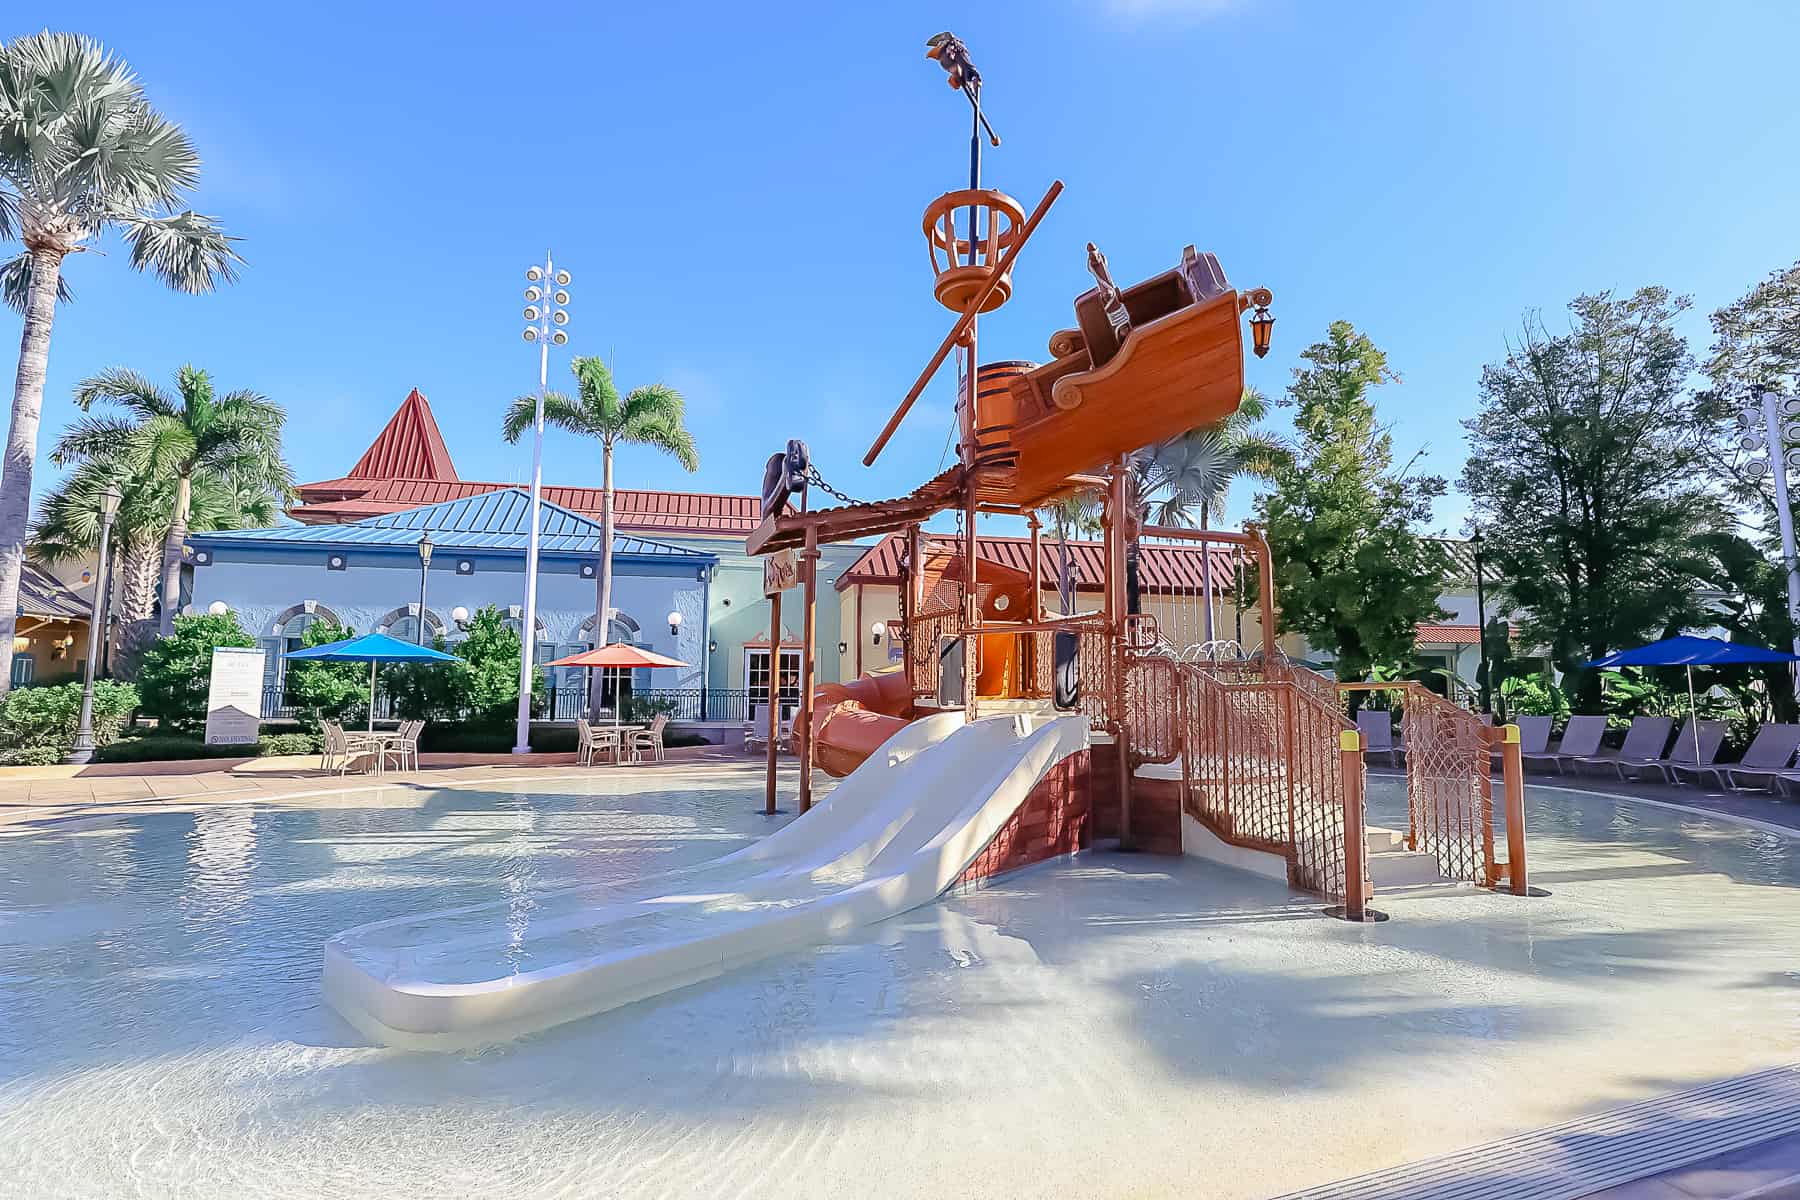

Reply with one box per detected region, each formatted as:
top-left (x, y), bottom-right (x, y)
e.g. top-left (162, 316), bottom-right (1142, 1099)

top-left (9, 562), bottom-right (92, 688)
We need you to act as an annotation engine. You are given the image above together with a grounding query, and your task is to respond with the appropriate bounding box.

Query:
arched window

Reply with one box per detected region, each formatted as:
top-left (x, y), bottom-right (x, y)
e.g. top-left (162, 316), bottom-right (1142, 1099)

top-left (576, 610), bottom-right (641, 647)
top-left (265, 602), bottom-right (343, 701)
top-left (376, 606), bottom-right (444, 645)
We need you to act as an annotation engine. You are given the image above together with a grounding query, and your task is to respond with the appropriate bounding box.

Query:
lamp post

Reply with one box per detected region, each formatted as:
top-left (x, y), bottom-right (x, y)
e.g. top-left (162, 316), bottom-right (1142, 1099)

top-left (513, 252), bottom-right (571, 753)
top-left (1471, 530), bottom-right (1490, 714)
top-left (1736, 387), bottom-right (1800, 701)
top-left (67, 483), bottom-right (121, 764)
top-left (415, 531), bottom-right (434, 645)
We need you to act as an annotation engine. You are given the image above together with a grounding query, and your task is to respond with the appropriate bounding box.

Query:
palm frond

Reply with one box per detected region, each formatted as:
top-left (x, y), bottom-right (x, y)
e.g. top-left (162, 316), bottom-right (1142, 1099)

top-left (618, 384), bottom-right (698, 470)
top-left (73, 366), bottom-right (175, 417)
top-left (0, 249), bottom-right (73, 313)
top-left (48, 414), bottom-right (143, 466)
top-left (569, 356), bottom-right (621, 425)
top-left (116, 209), bottom-right (242, 294)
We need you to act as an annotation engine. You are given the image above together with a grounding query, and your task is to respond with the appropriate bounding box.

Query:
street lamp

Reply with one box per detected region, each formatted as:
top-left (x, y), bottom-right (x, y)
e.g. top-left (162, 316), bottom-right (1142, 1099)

top-left (67, 483), bottom-right (121, 764)
top-left (1471, 530), bottom-right (1490, 714)
top-left (1736, 387), bottom-right (1800, 700)
top-left (514, 253), bottom-right (572, 753)
top-left (416, 531), bottom-right (434, 645)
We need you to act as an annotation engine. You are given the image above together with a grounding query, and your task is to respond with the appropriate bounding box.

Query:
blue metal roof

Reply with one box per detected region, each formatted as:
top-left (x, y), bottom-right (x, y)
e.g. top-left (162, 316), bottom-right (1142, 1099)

top-left (190, 488), bottom-right (715, 563)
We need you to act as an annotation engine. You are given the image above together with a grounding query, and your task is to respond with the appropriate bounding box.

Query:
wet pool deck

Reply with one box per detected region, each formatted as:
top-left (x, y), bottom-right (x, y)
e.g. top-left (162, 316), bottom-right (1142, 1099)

top-left (0, 757), bottom-right (1795, 1198)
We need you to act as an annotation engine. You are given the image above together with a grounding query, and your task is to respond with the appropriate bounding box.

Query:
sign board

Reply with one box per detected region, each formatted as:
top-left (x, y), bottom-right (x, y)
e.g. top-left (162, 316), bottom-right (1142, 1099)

top-left (763, 548), bottom-right (799, 598)
top-left (204, 646), bottom-right (266, 745)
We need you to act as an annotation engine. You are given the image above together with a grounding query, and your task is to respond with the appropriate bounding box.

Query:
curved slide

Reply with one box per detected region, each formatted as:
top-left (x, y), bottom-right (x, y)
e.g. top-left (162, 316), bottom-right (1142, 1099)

top-left (323, 711), bottom-right (1090, 1049)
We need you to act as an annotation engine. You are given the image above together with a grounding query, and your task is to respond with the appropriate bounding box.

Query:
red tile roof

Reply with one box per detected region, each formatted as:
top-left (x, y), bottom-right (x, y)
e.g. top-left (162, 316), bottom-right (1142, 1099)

top-left (292, 389), bottom-right (762, 535)
top-left (1414, 622), bottom-right (1518, 645)
top-left (837, 531), bottom-right (1238, 594)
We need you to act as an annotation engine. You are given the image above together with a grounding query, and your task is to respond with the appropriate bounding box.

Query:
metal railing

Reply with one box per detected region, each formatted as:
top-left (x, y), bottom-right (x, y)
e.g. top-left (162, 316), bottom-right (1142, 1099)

top-left (259, 685), bottom-right (754, 724)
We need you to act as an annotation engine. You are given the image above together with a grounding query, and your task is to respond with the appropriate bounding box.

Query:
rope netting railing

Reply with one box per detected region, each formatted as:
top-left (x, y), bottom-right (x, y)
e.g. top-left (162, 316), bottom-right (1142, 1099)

top-left (1339, 681), bottom-right (1496, 888)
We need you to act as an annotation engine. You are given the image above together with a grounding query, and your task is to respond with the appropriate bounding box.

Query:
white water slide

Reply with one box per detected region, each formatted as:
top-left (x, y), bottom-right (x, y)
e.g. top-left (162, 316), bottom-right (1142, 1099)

top-left (324, 711), bottom-right (1090, 1049)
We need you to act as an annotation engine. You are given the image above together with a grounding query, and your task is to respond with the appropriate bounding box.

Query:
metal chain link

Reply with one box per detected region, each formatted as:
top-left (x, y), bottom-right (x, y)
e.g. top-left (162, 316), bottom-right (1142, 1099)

top-left (804, 465), bottom-right (865, 508)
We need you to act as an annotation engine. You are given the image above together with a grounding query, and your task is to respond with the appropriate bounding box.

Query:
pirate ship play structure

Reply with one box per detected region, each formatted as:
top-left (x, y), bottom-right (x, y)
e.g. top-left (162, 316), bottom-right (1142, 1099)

top-left (318, 35), bottom-right (1532, 1049)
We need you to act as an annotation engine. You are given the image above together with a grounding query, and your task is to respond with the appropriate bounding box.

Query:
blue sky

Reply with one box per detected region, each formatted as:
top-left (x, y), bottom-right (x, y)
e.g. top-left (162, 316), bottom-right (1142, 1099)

top-left (14, 1), bottom-right (1800, 536)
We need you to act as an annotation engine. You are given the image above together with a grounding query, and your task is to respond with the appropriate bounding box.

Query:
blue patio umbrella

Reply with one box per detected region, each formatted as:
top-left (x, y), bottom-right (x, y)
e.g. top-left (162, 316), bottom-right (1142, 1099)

top-left (284, 631), bottom-right (458, 732)
top-left (1583, 635), bottom-right (1800, 759)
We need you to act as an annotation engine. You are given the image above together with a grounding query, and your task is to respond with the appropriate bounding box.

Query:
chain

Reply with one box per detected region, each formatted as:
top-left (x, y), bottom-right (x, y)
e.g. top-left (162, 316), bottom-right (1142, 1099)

top-left (804, 465), bottom-right (865, 508)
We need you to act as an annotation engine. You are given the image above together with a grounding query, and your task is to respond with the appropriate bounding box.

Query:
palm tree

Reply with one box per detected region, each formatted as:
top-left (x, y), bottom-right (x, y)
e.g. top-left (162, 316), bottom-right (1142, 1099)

top-left (0, 31), bottom-right (240, 689)
top-left (502, 356), bottom-right (698, 712)
top-left (55, 366), bottom-right (291, 633)
top-left (32, 453), bottom-right (281, 628)
top-left (1136, 387), bottom-right (1288, 639)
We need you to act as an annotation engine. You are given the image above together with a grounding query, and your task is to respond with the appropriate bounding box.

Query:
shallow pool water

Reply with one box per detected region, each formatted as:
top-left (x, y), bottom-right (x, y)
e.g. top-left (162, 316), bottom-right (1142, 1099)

top-left (0, 769), bottom-right (1795, 1199)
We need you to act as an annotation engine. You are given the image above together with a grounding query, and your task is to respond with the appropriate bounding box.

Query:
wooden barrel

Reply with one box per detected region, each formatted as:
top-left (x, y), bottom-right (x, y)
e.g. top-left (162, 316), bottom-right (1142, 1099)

top-left (957, 360), bottom-right (1037, 471)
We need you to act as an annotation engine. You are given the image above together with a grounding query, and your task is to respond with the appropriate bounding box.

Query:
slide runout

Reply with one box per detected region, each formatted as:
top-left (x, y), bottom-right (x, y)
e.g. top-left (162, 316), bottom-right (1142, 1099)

top-left (323, 712), bottom-right (1089, 1049)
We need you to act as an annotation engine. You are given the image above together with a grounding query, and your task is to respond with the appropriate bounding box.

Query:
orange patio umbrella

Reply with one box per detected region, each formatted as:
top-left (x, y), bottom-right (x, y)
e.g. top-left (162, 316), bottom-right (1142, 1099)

top-left (546, 644), bottom-right (691, 725)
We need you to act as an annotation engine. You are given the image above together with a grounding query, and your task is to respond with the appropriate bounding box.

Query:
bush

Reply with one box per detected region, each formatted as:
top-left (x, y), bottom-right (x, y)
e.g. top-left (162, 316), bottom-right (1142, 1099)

top-left (0, 745), bottom-right (63, 766)
top-left (90, 731), bottom-right (322, 764)
top-left (416, 722), bottom-right (577, 754)
top-left (622, 693), bottom-right (677, 723)
top-left (0, 680), bottom-right (140, 754)
top-left (387, 606), bottom-right (541, 725)
top-left (285, 620), bottom-right (367, 730)
top-left (258, 732), bottom-right (321, 756)
top-left (135, 613), bottom-right (255, 734)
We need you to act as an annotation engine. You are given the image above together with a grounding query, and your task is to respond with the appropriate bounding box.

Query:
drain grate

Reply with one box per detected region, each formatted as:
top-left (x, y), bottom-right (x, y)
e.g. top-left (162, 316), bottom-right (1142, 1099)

top-left (1274, 1064), bottom-right (1800, 1200)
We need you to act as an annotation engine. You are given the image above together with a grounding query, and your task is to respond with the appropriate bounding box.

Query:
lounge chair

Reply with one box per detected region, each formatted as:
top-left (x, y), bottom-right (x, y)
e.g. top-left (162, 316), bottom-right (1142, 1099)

top-left (1673, 722), bottom-right (1800, 791)
top-left (1508, 715), bottom-right (1557, 770)
top-left (1356, 710), bottom-right (1401, 767)
top-left (1624, 718), bottom-right (1727, 783)
top-left (1536, 715), bottom-right (1606, 774)
top-left (1570, 715), bottom-right (1675, 778)
top-left (627, 715), bottom-right (670, 763)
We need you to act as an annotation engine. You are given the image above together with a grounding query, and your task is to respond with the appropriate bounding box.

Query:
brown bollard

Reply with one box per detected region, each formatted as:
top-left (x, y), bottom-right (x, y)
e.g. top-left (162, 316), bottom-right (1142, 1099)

top-left (1501, 722), bottom-right (1528, 895)
top-left (1340, 728), bottom-right (1368, 921)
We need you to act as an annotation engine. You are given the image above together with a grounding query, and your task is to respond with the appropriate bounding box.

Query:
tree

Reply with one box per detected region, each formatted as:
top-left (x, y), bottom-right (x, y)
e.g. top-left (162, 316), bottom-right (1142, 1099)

top-left (386, 605), bottom-right (539, 726)
top-left (502, 357), bottom-right (697, 711)
top-left (283, 619), bottom-right (366, 729)
top-left (134, 611), bottom-right (253, 733)
top-left (56, 365), bottom-right (291, 634)
top-left (31, 451), bottom-right (280, 629)
top-left (1461, 289), bottom-right (1720, 710)
top-left (0, 31), bottom-right (240, 691)
top-left (1688, 530), bottom-right (1799, 726)
top-left (1257, 320), bottom-right (1450, 682)
top-left (1137, 387), bottom-right (1288, 640)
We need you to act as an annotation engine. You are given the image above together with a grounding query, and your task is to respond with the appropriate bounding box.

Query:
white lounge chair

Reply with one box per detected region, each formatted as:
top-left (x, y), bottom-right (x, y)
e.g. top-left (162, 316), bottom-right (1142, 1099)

top-left (1628, 718), bottom-right (1727, 783)
top-left (1674, 722), bottom-right (1800, 791)
top-left (1538, 715), bottom-right (1607, 774)
top-left (1571, 715), bottom-right (1675, 778)
top-left (1357, 710), bottom-right (1401, 766)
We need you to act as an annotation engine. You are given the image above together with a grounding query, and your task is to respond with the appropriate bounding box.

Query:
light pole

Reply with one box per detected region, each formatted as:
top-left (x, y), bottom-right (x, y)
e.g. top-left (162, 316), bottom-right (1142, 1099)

top-left (416, 531), bottom-right (434, 645)
top-left (1736, 387), bottom-right (1800, 701)
top-left (67, 483), bottom-right (121, 764)
top-left (513, 252), bottom-right (571, 753)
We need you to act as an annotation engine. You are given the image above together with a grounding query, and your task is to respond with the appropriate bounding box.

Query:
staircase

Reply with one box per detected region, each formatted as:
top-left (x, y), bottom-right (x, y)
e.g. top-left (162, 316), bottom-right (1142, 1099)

top-left (1364, 825), bottom-right (1449, 888)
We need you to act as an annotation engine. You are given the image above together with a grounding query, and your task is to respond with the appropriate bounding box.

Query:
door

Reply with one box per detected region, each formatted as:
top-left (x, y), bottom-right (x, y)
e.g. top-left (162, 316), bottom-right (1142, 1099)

top-left (745, 648), bottom-right (801, 723)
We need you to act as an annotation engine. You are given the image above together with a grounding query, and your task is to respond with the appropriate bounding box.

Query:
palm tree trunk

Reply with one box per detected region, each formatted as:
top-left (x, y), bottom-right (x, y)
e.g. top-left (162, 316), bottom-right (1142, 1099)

top-left (590, 441), bottom-right (616, 716)
top-left (119, 538), bottom-right (161, 622)
top-left (1054, 512), bottom-right (1074, 614)
top-left (1200, 501), bottom-right (1215, 643)
top-left (0, 248), bottom-right (65, 695)
top-left (157, 474), bottom-right (192, 635)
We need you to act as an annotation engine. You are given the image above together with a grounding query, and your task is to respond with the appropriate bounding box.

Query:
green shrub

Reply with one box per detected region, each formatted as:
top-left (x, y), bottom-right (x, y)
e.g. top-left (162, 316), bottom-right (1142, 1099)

top-left (1499, 670), bottom-right (1571, 719)
top-left (387, 606), bottom-right (541, 725)
top-left (135, 613), bottom-right (255, 734)
top-left (258, 732), bottom-right (321, 756)
top-left (0, 680), bottom-right (139, 753)
top-left (284, 620), bottom-right (367, 730)
top-left (0, 745), bottom-right (64, 766)
top-left (622, 693), bottom-right (677, 723)
top-left (93, 736), bottom-right (241, 763)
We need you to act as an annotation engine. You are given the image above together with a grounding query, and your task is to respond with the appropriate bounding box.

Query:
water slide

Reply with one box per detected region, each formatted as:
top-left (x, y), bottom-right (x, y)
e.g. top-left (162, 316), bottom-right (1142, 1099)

top-left (323, 710), bottom-right (1089, 1049)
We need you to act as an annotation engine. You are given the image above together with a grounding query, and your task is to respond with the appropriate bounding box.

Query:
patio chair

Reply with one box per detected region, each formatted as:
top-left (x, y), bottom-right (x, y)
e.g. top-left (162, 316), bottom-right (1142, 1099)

top-left (1506, 715), bottom-right (1557, 769)
top-left (584, 721), bottom-right (624, 766)
top-left (1569, 715), bottom-right (1675, 778)
top-left (380, 719), bottom-right (424, 773)
top-left (627, 715), bottom-right (670, 764)
top-left (320, 720), bottom-right (377, 776)
top-left (1673, 722), bottom-right (1800, 791)
top-left (1356, 710), bottom-right (1401, 767)
top-left (1626, 718), bottom-right (1727, 783)
top-left (1537, 715), bottom-right (1606, 774)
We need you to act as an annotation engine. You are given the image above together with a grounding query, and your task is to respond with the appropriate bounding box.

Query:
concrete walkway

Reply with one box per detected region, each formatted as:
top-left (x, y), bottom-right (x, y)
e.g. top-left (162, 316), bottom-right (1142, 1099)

top-left (0, 743), bottom-right (757, 830)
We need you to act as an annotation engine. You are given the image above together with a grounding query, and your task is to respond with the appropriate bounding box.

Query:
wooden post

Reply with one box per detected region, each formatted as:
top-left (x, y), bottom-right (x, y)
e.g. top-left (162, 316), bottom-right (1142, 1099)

top-left (855, 582), bottom-right (865, 678)
top-left (1028, 512), bottom-right (1043, 621)
top-left (963, 336), bottom-right (981, 722)
top-left (1501, 722), bottom-right (1529, 894)
top-left (1340, 728), bottom-right (1367, 921)
top-left (798, 528), bottom-right (820, 813)
top-left (1253, 530), bottom-right (1278, 667)
top-left (1107, 457), bottom-right (1133, 850)
top-left (764, 591), bottom-right (781, 816)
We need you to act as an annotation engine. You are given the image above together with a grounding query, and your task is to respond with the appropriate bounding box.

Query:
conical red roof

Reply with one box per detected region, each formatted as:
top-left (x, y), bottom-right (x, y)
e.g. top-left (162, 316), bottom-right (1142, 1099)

top-left (346, 388), bottom-right (458, 481)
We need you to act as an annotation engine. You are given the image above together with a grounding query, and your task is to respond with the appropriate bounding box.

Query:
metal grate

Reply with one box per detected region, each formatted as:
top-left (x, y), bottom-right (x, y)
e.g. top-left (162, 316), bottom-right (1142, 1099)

top-left (1272, 1064), bottom-right (1800, 1200)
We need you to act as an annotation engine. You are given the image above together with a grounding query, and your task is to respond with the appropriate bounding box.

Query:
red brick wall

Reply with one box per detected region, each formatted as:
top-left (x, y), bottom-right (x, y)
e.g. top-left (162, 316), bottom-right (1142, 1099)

top-left (1090, 741), bottom-right (1183, 855)
top-left (957, 749), bottom-right (1094, 884)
